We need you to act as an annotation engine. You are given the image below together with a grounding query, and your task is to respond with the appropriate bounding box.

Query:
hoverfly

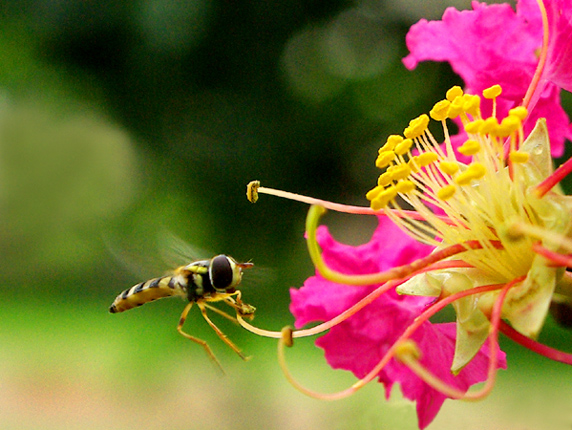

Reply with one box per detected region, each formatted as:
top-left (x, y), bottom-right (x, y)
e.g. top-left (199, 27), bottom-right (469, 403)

top-left (109, 254), bottom-right (255, 372)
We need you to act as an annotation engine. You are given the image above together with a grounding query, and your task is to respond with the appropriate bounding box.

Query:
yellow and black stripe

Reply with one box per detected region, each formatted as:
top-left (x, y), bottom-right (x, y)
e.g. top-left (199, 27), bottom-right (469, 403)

top-left (109, 276), bottom-right (185, 313)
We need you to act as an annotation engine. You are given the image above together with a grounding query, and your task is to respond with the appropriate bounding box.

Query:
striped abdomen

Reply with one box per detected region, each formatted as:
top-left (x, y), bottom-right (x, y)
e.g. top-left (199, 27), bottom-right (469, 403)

top-left (109, 276), bottom-right (185, 313)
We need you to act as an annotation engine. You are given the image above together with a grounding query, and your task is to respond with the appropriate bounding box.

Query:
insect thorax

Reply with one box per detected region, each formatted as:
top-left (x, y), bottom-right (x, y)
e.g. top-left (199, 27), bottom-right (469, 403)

top-left (180, 260), bottom-right (215, 302)
top-left (181, 257), bottom-right (239, 302)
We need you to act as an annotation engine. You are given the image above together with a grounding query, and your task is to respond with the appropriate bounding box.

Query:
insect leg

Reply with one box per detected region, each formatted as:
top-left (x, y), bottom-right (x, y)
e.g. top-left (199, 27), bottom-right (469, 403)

top-left (221, 291), bottom-right (257, 317)
top-left (177, 302), bottom-right (225, 374)
top-left (203, 302), bottom-right (240, 324)
top-left (197, 301), bottom-right (249, 361)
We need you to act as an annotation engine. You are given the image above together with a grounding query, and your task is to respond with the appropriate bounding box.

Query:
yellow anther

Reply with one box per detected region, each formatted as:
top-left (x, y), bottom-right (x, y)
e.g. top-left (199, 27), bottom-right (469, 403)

top-left (446, 86), bottom-right (464, 102)
top-left (509, 106), bottom-right (528, 120)
top-left (430, 99), bottom-right (451, 121)
top-left (371, 186), bottom-right (398, 209)
top-left (376, 151), bottom-right (395, 168)
top-left (388, 164), bottom-right (411, 181)
top-left (458, 139), bottom-right (481, 156)
top-left (455, 162), bottom-right (486, 185)
top-left (454, 171), bottom-right (473, 186)
top-left (509, 151), bottom-right (530, 163)
top-left (439, 161), bottom-right (460, 175)
top-left (395, 180), bottom-right (416, 194)
top-left (437, 184), bottom-right (457, 200)
top-left (447, 96), bottom-right (465, 118)
top-left (246, 180), bottom-right (260, 203)
top-left (464, 119), bottom-right (484, 134)
top-left (395, 138), bottom-right (414, 156)
top-left (404, 114), bottom-right (430, 139)
top-left (379, 135), bottom-right (403, 153)
top-left (395, 340), bottom-right (422, 361)
top-left (479, 117), bottom-right (500, 135)
top-left (468, 162), bottom-right (486, 178)
top-left (416, 151), bottom-right (439, 167)
top-left (463, 94), bottom-right (481, 117)
top-left (366, 185), bottom-right (385, 201)
top-left (377, 172), bottom-right (393, 187)
top-left (497, 115), bottom-right (521, 137)
top-left (483, 84), bottom-right (502, 99)
top-left (408, 156), bottom-right (420, 173)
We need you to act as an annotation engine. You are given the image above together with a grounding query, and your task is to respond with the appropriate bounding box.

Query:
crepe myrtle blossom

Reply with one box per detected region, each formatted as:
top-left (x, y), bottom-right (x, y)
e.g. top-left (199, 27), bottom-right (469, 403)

top-left (237, 1), bottom-right (572, 429)
top-left (403, 0), bottom-right (572, 158)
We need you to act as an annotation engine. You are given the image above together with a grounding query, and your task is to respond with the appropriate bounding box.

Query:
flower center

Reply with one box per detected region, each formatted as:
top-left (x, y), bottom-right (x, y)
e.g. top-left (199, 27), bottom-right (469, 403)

top-left (366, 85), bottom-right (541, 281)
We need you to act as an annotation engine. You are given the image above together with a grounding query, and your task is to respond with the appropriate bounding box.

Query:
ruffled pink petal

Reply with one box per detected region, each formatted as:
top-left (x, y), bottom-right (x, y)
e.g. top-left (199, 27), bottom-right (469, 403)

top-left (403, 0), bottom-right (572, 157)
top-left (290, 218), bottom-right (506, 429)
top-left (544, 0), bottom-right (572, 92)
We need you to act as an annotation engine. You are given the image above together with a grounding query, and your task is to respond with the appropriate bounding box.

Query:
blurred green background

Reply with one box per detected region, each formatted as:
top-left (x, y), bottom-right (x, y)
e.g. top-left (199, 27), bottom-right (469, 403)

top-left (0, 1), bottom-right (570, 429)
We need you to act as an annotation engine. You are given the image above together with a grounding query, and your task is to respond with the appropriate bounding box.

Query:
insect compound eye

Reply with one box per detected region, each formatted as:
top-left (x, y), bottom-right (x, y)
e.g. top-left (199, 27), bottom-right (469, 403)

top-left (209, 255), bottom-right (235, 291)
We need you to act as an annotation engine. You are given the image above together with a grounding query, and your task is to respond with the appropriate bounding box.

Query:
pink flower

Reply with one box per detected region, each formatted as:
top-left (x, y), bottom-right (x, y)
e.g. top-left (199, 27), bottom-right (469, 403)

top-left (290, 218), bottom-right (506, 429)
top-left (403, 0), bottom-right (572, 157)
top-left (543, 0), bottom-right (572, 92)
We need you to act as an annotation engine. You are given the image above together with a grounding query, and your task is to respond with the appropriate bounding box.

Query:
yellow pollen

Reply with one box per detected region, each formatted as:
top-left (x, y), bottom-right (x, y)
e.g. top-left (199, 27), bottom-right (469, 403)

top-left (430, 100), bottom-right (451, 121)
top-left (395, 340), bottom-right (422, 361)
top-left (509, 106), bottom-right (528, 120)
top-left (388, 164), bottom-right (411, 181)
top-left (404, 114), bottom-right (430, 139)
top-left (509, 151), bottom-right (530, 163)
top-left (379, 135), bottom-right (403, 153)
top-left (376, 151), bottom-right (395, 168)
top-left (446, 86), bottom-right (463, 101)
top-left (378, 172), bottom-right (393, 186)
top-left (439, 161), bottom-right (460, 175)
top-left (395, 180), bottom-right (416, 193)
top-left (463, 94), bottom-right (481, 117)
top-left (370, 186), bottom-right (398, 209)
top-left (483, 84), bottom-right (502, 99)
top-left (479, 117), bottom-right (500, 135)
top-left (458, 139), bottom-right (481, 156)
top-left (465, 119), bottom-right (484, 135)
top-left (454, 162), bottom-right (486, 185)
top-left (395, 138), bottom-right (414, 156)
top-left (497, 115), bottom-right (521, 137)
top-left (437, 184), bottom-right (456, 200)
top-left (408, 156), bottom-right (421, 173)
top-left (365, 185), bottom-right (384, 201)
top-left (448, 96), bottom-right (465, 118)
top-left (415, 152), bottom-right (439, 167)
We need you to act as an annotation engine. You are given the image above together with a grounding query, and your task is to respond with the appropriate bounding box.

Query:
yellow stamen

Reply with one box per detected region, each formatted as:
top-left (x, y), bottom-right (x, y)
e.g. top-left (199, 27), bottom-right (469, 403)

top-left (415, 152), bottom-right (439, 167)
top-left (446, 86), bottom-right (463, 101)
top-left (458, 139), bottom-right (481, 156)
top-left (483, 84), bottom-right (502, 99)
top-left (395, 138), bottom-right (414, 156)
top-left (509, 151), bottom-right (530, 163)
top-left (395, 180), bottom-right (416, 193)
top-left (454, 163), bottom-right (486, 185)
top-left (379, 135), bottom-right (403, 153)
top-left (377, 172), bottom-right (393, 186)
top-left (365, 186), bottom-right (384, 201)
top-left (463, 94), bottom-right (481, 117)
top-left (465, 119), bottom-right (484, 135)
top-left (387, 164), bottom-right (411, 181)
top-left (395, 340), bottom-right (422, 361)
top-left (497, 115), bottom-right (521, 137)
top-left (439, 161), bottom-right (460, 175)
top-left (479, 117), bottom-right (500, 135)
top-left (448, 96), bottom-right (465, 118)
top-left (376, 151), bottom-right (395, 168)
top-left (430, 100), bottom-right (451, 121)
top-left (437, 185), bottom-right (456, 200)
top-left (404, 114), bottom-right (430, 139)
top-left (509, 106), bottom-right (528, 121)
